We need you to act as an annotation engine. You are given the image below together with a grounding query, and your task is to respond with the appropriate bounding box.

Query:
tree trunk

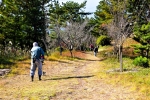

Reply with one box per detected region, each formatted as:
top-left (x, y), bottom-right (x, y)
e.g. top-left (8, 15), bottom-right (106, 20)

top-left (69, 45), bottom-right (73, 57)
top-left (113, 45), bottom-right (119, 61)
top-left (119, 45), bottom-right (123, 72)
top-left (59, 46), bottom-right (63, 56)
top-left (69, 50), bottom-right (73, 57)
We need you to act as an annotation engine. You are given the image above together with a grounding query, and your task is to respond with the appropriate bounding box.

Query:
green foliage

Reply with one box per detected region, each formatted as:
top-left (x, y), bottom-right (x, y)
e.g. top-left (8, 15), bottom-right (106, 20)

top-left (49, 0), bottom-right (88, 32)
top-left (55, 47), bottom-right (59, 52)
top-left (133, 56), bottom-right (149, 68)
top-left (96, 35), bottom-right (110, 46)
top-left (132, 44), bottom-right (149, 55)
top-left (0, 57), bottom-right (13, 65)
top-left (0, 34), bottom-right (5, 44)
top-left (127, 0), bottom-right (148, 24)
top-left (55, 47), bottom-right (64, 52)
top-left (62, 1), bottom-right (87, 22)
top-left (133, 22), bottom-right (150, 58)
top-left (0, 57), bottom-right (12, 69)
top-left (0, 0), bottom-right (51, 50)
top-left (49, 32), bottom-right (57, 39)
top-left (95, 0), bottom-right (113, 24)
top-left (91, 0), bottom-right (113, 37)
top-left (139, 23), bottom-right (150, 44)
top-left (0, 65), bottom-right (5, 69)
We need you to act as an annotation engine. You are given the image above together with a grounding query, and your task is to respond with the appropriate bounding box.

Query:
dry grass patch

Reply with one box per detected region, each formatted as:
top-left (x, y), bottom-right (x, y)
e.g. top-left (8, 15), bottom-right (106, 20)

top-left (0, 46), bottom-right (149, 100)
top-left (96, 55), bottom-right (150, 99)
top-left (48, 50), bottom-right (87, 61)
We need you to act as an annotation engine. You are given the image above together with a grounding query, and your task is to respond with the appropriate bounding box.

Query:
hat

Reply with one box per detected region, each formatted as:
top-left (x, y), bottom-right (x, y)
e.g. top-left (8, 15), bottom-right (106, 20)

top-left (33, 42), bottom-right (38, 47)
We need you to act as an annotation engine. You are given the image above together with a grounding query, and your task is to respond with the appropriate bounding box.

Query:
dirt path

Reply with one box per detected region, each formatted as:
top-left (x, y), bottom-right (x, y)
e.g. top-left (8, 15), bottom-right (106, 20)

top-left (0, 52), bottom-right (143, 100)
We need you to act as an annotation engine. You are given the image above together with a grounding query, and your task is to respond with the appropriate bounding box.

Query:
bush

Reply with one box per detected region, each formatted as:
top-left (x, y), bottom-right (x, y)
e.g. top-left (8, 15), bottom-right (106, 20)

top-left (55, 47), bottom-right (64, 52)
top-left (133, 56), bottom-right (149, 68)
top-left (96, 35), bottom-right (111, 46)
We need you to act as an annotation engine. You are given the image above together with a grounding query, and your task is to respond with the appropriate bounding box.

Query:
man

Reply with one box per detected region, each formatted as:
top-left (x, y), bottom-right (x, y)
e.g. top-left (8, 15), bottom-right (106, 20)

top-left (30, 42), bottom-right (44, 81)
top-left (94, 46), bottom-right (99, 56)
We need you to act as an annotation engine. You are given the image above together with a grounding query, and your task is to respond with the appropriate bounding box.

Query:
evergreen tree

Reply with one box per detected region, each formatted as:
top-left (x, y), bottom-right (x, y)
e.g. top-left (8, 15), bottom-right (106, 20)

top-left (0, 0), bottom-right (23, 49)
top-left (48, 0), bottom-right (91, 51)
top-left (133, 22), bottom-right (150, 58)
top-left (127, 0), bottom-right (149, 24)
top-left (0, 0), bottom-right (51, 51)
top-left (91, 0), bottom-right (113, 37)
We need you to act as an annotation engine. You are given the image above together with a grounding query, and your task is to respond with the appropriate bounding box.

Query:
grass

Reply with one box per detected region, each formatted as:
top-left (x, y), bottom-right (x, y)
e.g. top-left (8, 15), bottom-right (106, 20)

top-left (20, 81), bottom-right (58, 99)
top-left (96, 38), bottom-right (150, 99)
top-left (96, 56), bottom-right (150, 99)
top-left (2, 80), bottom-right (59, 100)
top-left (47, 50), bottom-right (86, 61)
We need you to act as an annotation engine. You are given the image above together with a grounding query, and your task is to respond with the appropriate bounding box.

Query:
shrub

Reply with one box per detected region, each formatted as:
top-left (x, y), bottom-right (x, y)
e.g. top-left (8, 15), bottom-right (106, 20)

top-left (133, 56), bottom-right (149, 68)
top-left (96, 35), bottom-right (111, 46)
top-left (55, 47), bottom-right (64, 52)
top-left (0, 65), bottom-right (5, 69)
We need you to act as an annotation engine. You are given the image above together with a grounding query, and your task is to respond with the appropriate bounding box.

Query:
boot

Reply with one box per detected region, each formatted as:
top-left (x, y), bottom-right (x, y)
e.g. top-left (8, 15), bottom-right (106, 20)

top-left (39, 75), bottom-right (41, 81)
top-left (31, 76), bottom-right (34, 82)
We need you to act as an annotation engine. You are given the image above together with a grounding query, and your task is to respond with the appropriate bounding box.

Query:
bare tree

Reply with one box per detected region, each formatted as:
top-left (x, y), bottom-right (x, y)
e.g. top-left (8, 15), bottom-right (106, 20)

top-left (106, 0), bottom-right (149, 72)
top-left (107, 20), bottom-right (133, 72)
top-left (54, 20), bottom-right (92, 57)
top-left (106, 0), bottom-right (134, 72)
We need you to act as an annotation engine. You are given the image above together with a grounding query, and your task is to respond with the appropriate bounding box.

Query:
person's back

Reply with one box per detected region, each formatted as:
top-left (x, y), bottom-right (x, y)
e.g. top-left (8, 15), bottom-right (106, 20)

top-left (30, 42), bottom-right (44, 81)
top-left (31, 46), bottom-right (44, 59)
top-left (90, 44), bottom-right (94, 51)
top-left (94, 46), bottom-right (98, 56)
top-left (94, 47), bottom-right (98, 52)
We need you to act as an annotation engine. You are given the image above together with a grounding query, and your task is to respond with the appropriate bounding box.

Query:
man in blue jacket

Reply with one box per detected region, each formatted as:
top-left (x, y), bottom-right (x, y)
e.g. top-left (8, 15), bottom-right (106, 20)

top-left (30, 42), bottom-right (44, 81)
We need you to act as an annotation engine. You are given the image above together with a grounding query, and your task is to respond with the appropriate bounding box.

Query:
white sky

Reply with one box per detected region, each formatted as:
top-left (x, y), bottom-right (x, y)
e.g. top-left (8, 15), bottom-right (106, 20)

top-left (59, 0), bottom-right (100, 17)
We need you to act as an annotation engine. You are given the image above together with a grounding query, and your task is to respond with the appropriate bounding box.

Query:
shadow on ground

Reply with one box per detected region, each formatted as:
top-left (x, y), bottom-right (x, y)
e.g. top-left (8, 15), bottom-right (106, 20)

top-left (47, 59), bottom-right (73, 64)
top-left (44, 75), bottom-right (95, 81)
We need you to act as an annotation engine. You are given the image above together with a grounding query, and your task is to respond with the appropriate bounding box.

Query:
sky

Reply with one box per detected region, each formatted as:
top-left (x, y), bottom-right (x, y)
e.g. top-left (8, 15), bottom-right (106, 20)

top-left (59, 0), bottom-right (100, 17)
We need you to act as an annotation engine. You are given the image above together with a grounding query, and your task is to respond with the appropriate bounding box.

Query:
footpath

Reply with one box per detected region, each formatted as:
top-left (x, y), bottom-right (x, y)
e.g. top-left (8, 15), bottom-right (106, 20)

top-left (0, 52), bottom-right (143, 100)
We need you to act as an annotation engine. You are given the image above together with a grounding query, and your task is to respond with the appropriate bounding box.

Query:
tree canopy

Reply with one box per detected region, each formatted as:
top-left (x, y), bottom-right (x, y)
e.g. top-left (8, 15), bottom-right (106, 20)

top-left (0, 0), bottom-right (149, 58)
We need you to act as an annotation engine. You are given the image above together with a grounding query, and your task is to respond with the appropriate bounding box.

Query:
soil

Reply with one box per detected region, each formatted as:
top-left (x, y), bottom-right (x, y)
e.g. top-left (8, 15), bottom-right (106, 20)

top-left (0, 51), bottom-right (145, 100)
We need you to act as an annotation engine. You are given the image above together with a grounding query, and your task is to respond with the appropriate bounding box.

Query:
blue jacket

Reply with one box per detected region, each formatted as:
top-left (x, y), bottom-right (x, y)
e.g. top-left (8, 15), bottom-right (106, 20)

top-left (31, 46), bottom-right (44, 59)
